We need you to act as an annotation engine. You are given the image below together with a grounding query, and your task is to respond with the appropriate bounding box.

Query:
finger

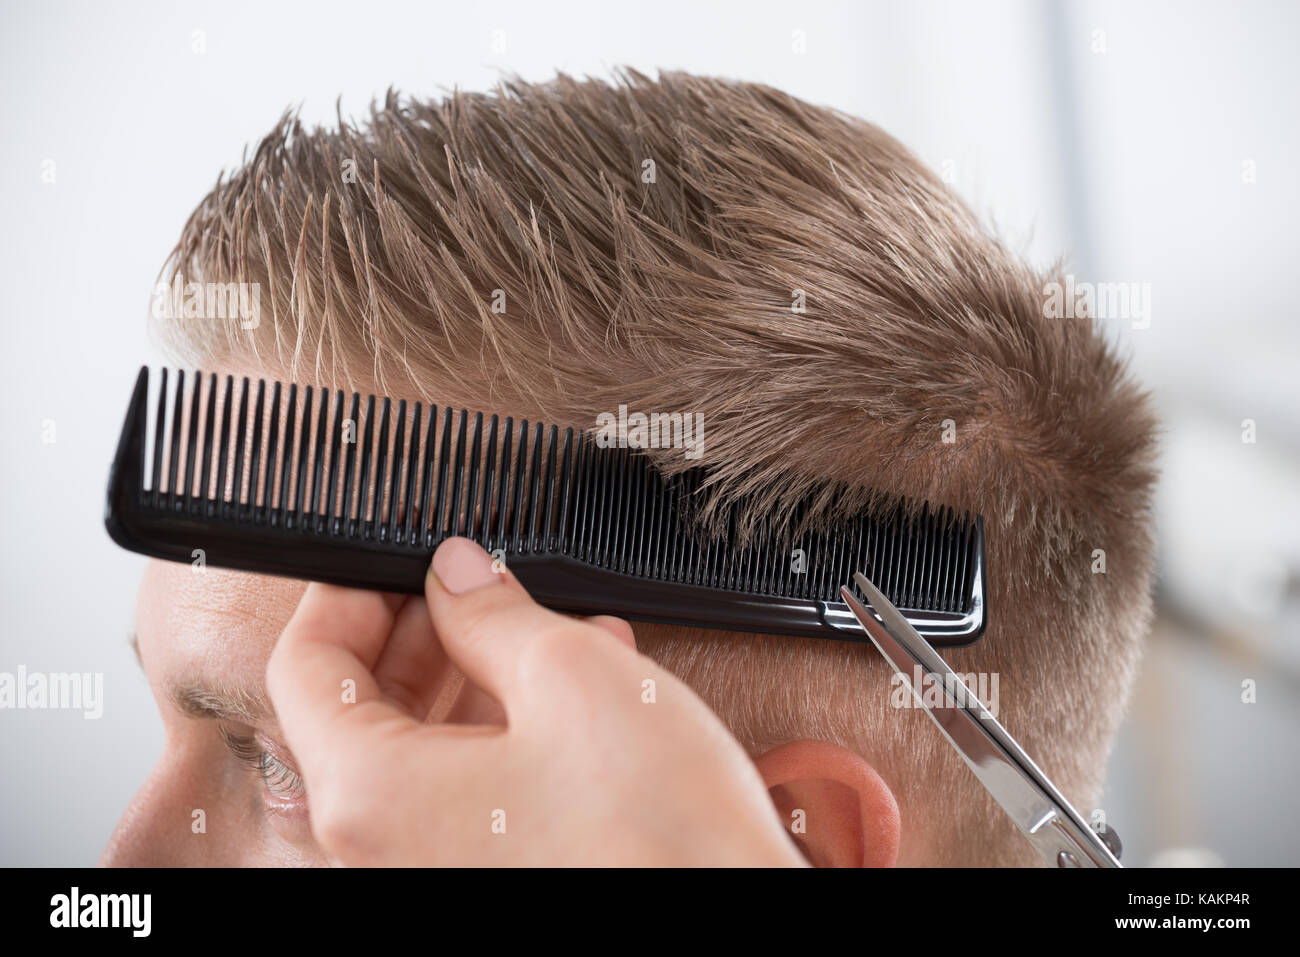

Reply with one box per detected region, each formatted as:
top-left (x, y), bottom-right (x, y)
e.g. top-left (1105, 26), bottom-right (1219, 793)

top-left (372, 596), bottom-right (451, 720)
top-left (424, 536), bottom-right (570, 709)
top-left (439, 667), bottom-right (509, 726)
top-left (267, 584), bottom-right (415, 784)
top-left (583, 615), bottom-right (637, 651)
top-left (374, 598), bottom-right (509, 726)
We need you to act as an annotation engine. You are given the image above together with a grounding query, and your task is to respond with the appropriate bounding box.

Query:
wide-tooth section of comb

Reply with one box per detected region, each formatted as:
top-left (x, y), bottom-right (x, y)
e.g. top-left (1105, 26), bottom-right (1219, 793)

top-left (106, 368), bottom-right (987, 645)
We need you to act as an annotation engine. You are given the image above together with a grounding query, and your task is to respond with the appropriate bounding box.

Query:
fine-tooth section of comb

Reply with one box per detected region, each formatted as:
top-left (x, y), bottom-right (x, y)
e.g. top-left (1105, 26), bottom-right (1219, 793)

top-left (106, 367), bottom-right (987, 645)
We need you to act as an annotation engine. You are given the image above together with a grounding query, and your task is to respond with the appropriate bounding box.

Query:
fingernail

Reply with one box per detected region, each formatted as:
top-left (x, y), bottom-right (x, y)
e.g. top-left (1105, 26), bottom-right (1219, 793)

top-left (430, 537), bottom-right (501, 595)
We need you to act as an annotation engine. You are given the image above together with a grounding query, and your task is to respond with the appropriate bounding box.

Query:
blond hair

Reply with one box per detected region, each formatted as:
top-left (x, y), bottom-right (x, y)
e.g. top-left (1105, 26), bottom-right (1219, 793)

top-left (159, 70), bottom-right (1159, 865)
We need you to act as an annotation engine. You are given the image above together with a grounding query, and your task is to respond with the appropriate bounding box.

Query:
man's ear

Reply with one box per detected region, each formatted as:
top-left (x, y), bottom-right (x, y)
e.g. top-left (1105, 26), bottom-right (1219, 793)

top-left (754, 739), bottom-right (900, 867)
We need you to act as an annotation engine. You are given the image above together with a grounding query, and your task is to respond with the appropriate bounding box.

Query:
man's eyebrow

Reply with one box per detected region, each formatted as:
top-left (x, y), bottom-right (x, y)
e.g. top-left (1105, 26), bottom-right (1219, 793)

top-left (130, 631), bottom-right (272, 722)
top-left (170, 683), bottom-right (271, 723)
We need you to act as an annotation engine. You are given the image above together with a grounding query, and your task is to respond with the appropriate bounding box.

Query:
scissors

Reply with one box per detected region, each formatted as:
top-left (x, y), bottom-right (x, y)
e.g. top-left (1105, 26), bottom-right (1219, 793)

top-left (841, 571), bottom-right (1123, 868)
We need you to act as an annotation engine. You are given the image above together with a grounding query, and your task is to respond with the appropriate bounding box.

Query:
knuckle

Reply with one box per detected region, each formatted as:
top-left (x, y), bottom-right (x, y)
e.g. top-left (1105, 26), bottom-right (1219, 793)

top-left (264, 641), bottom-right (293, 694)
top-left (448, 590), bottom-right (508, 647)
top-left (514, 618), bottom-right (600, 685)
top-left (310, 776), bottom-right (383, 863)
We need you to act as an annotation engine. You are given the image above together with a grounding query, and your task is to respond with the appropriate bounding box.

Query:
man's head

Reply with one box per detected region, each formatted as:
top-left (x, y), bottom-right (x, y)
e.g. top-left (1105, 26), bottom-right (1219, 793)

top-left (105, 71), bottom-right (1158, 867)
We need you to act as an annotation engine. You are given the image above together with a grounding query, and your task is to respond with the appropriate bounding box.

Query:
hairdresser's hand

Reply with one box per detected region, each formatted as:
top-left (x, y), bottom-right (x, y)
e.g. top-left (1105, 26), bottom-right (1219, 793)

top-left (266, 537), bottom-right (804, 867)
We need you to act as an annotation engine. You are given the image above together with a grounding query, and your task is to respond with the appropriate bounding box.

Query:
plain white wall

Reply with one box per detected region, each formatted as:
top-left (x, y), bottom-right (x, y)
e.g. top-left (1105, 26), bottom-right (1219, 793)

top-left (1, 0), bottom-right (1295, 865)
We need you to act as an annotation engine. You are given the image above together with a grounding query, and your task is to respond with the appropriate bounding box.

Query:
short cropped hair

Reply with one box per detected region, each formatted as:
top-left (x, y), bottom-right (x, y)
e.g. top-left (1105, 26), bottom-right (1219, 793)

top-left (159, 70), bottom-right (1159, 865)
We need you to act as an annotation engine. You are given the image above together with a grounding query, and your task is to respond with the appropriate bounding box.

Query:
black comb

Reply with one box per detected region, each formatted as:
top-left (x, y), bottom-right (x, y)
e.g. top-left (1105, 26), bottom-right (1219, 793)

top-left (105, 367), bottom-right (987, 645)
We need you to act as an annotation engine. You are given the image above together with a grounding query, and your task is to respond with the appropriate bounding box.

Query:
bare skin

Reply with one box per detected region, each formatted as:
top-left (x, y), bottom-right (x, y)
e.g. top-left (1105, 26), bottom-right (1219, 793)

top-left (103, 535), bottom-right (898, 866)
top-left (102, 538), bottom-right (828, 865)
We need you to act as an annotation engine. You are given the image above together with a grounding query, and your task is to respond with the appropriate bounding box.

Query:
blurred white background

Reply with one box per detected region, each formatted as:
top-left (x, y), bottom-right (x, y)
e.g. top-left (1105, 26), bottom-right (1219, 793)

top-left (1, 0), bottom-right (1296, 865)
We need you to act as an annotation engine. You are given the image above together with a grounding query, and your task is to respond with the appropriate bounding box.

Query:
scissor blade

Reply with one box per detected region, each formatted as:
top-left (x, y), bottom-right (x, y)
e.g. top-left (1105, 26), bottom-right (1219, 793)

top-left (840, 582), bottom-right (926, 686)
top-left (847, 573), bottom-right (958, 682)
top-left (841, 574), bottom-right (1121, 868)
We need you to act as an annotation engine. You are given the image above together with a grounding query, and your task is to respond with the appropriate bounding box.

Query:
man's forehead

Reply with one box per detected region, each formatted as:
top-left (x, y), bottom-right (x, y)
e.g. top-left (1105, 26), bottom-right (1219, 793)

top-left (136, 560), bottom-right (306, 676)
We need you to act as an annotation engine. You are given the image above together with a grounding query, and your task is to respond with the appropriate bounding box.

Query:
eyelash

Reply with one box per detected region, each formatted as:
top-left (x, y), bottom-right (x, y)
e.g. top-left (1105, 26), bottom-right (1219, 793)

top-left (220, 728), bottom-right (306, 804)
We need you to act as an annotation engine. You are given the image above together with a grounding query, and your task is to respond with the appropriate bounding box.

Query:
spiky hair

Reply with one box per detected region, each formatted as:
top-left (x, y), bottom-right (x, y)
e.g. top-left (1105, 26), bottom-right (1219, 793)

top-left (160, 70), bottom-right (1159, 865)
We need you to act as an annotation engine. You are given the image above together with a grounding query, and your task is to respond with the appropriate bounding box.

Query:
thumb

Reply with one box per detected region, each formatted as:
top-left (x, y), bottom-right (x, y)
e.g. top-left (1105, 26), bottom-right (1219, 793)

top-left (424, 537), bottom-right (570, 712)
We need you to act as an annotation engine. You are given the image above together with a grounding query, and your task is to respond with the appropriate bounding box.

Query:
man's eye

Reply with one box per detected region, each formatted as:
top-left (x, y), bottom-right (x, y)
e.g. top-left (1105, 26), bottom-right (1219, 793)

top-left (219, 727), bottom-right (306, 804)
top-left (256, 751), bottom-right (306, 803)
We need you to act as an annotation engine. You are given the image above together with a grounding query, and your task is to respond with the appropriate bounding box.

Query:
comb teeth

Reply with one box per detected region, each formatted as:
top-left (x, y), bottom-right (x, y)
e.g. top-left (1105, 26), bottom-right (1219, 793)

top-left (108, 367), bottom-right (987, 644)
